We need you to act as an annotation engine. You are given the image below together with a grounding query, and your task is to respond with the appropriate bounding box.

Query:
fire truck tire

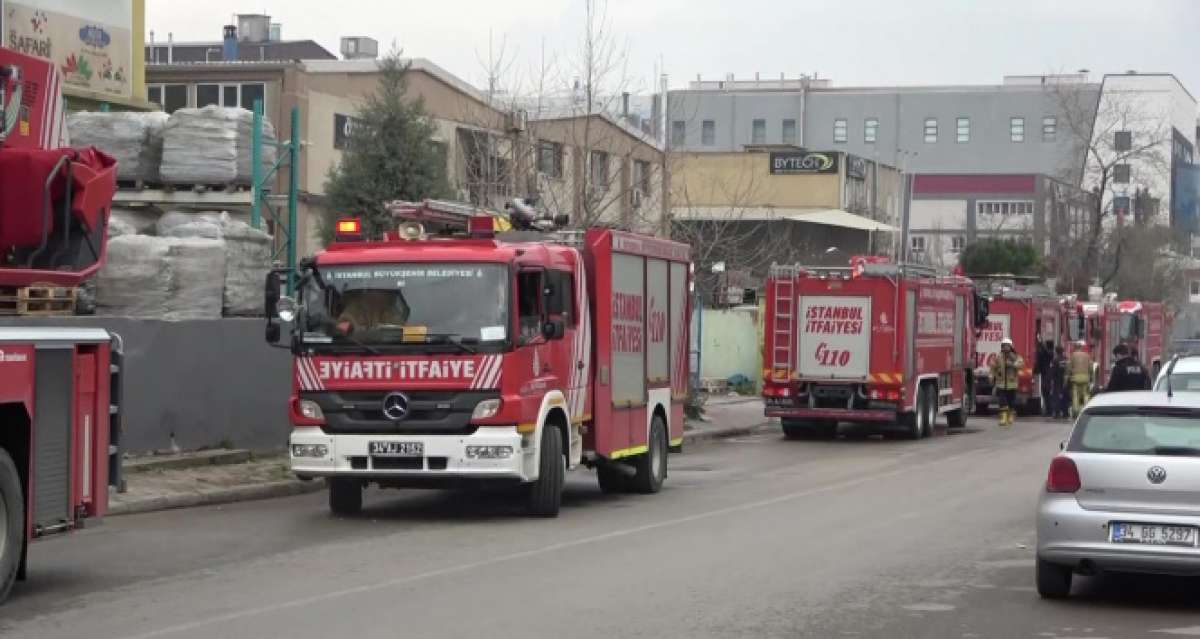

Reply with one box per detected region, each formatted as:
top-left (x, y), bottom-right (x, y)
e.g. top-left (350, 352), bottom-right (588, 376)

top-left (922, 385), bottom-right (938, 438)
top-left (328, 478), bottom-right (363, 516)
top-left (596, 464), bottom-right (627, 494)
top-left (0, 448), bottom-right (23, 604)
top-left (946, 402), bottom-right (968, 429)
top-left (631, 415), bottom-right (668, 494)
top-left (526, 425), bottom-right (564, 516)
top-left (903, 389), bottom-right (925, 440)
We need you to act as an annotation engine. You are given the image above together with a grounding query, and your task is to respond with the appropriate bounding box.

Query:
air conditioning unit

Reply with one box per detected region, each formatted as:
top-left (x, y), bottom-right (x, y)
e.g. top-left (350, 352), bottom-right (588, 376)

top-left (507, 109), bottom-right (528, 132)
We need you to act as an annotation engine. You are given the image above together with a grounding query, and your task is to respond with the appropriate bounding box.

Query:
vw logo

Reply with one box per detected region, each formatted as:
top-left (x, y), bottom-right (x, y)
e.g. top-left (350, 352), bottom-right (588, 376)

top-left (381, 392), bottom-right (410, 421)
top-left (1147, 466), bottom-right (1167, 484)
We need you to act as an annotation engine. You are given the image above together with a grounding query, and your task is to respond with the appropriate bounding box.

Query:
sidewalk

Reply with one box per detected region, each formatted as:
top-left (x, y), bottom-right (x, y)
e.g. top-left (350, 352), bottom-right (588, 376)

top-left (108, 399), bottom-right (774, 517)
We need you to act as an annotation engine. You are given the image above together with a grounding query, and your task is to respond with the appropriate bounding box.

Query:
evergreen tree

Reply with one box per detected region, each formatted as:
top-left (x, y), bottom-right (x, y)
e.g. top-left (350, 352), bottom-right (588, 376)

top-left (322, 49), bottom-right (449, 242)
top-left (958, 238), bottom-right (1042, 276)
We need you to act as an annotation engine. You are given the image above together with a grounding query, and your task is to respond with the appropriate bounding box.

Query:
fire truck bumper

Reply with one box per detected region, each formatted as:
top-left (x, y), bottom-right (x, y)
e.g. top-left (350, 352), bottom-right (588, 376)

top-left (765, 407), bottom-right (896, 422)
top-left (289, 428), bottom-right (533, 482)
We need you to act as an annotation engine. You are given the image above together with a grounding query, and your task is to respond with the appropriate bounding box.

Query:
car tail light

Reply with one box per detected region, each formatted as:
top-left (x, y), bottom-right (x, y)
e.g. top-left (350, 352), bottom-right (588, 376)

top-left (1046, 456), bottom-right (1081, 493)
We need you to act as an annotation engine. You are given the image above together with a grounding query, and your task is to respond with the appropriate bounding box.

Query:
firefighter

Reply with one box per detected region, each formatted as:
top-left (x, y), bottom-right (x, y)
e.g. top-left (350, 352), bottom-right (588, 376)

top-left (1036, 339), bottom-right (1055, 416)
top-left (990, 337), bottom-right (1024, 427)
top-left (336, 288), bottom-right (410, 333)
top-left (1068, 342), bottom-right (1093, 416)
top-left (1049, 345), bottom-right (1069, 419)
top-left (1105, 344), bottom-right (1151, 392)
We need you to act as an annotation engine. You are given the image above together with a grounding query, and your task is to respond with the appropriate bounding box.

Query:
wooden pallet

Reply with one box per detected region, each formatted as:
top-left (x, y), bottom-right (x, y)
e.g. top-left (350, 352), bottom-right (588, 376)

top-left (698, 378), bottom-right (729, 394)
top-left (0, 285), bottom-right (77, 316)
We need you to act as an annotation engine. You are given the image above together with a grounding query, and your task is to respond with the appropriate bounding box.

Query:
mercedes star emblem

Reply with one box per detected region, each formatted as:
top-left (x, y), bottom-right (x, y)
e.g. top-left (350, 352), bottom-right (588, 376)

top-left (381, 392), bottom-right (410, 421)
top-left (1147, 465), bottom-right (1167, 484)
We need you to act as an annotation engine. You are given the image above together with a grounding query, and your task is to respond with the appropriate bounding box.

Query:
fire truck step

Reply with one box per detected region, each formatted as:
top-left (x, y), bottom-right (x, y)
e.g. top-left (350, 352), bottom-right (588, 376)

top-left (0, 285), bottom-right (78, 316)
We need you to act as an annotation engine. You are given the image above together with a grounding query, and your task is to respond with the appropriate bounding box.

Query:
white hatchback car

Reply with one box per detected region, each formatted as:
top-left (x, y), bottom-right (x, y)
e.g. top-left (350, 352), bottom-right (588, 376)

top-left (1036, 390), bottom-right (1200, 598)
top-left (1153, 354), bottom-right (1200, 391)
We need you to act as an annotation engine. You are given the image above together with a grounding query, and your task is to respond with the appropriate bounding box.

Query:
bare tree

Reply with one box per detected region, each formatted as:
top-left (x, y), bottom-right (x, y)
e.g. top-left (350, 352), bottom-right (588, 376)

top-left (1050, 80), bottom-right (1172, 290)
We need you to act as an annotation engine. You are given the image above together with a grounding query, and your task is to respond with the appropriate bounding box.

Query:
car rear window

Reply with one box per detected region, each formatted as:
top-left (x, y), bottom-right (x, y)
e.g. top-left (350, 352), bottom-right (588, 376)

top-left (1071, 412), bottom-right (1200, 454)
top-left (1154, 373), bottom-right (1200, 391)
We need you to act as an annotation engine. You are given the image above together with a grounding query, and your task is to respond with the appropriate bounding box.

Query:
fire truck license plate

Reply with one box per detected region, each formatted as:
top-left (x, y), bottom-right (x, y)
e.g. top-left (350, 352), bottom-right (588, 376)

top-left (369, 441), bottom-right (424, 457)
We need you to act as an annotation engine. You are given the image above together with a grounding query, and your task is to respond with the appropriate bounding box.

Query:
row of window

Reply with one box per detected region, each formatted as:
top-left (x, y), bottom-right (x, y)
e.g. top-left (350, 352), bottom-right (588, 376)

top-left (535, 140), bottom-right (653, 197)
top-left (147, 82), bottom-right (267, 114)
top-left (669, 115), bottom-right (1061, 146)
top-left (910, 235), bottom-right (966, 253)
top-left (977, 200), bottom-right (1035, 216)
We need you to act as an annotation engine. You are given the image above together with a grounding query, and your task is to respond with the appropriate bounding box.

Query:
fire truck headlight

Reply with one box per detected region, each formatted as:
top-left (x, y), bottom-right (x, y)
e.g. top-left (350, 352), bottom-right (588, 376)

top-left (276, 296), bottom-right (298, 322)
top-left (471, 399), bottom-right (502, 420)
top-left (298, 399), bottom-right (324, 420)
top-left (291, 444), bottom-right (328, 458)
top-left (466, 445), bottom-right (513, 459)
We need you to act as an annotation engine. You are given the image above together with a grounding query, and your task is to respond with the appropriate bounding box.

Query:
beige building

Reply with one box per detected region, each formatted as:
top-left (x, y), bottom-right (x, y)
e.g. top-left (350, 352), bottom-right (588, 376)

top-left (528, 114), bottom-right (666, 235)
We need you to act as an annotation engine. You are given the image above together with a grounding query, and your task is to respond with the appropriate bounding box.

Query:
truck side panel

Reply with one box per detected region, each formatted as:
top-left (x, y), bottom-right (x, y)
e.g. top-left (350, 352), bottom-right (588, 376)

top-left (32, 348), bottom-right (72, 532)
top-left (669, 261), bottom-right (689, 445)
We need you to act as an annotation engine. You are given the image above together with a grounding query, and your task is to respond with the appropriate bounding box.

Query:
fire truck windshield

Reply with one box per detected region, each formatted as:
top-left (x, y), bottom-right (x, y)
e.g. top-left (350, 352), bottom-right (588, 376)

top-left (303, 263), bottom-right (510, 348)
top-left (1119, 314), bottom-right (1139, 341)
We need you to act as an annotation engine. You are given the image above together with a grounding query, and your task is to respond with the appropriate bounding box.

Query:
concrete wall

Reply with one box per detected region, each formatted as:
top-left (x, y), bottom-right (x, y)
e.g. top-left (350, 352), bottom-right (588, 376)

top-left (698, 306), bottom-right (761, 382)
top-left (671, 152), bottom-right (841, 208)
top-left (0, 317), bottom-right (291, 454)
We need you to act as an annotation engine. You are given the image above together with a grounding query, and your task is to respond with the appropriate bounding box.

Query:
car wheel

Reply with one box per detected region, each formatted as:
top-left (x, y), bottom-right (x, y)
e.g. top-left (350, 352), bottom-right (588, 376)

top-left (631, 415), bottom-right (668, 494)
top-left (0, 449), bottom-right (23, 604)
top-left (527, 425), bottom-right (565, 516)
top-left (328, 478), bottom-right (363, 516)
top-left (1036, 557), bottom-right (1073, 599)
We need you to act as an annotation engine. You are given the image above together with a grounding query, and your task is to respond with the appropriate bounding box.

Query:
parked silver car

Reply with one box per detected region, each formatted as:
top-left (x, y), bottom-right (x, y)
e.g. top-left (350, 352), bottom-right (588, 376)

top-left (1153, 354), bottom-right (1200, 391)
top-left (1036, 390), bottom-right (1200, 598)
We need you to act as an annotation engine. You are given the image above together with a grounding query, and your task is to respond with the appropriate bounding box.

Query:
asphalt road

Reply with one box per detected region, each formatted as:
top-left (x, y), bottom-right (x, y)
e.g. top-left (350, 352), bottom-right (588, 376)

top-left (4, 416), bottom-right (1199, 638)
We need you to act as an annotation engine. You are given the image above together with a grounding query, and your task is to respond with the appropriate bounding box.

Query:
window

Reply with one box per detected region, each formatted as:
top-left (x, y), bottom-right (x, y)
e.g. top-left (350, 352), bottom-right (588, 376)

top-left (701, 120), bottom-right (715, 146)
top-left (147, 85), bottom-right (163, 107)
top-left (1115, 130), bottom-right (1132, 151)
top-left (1114, 164), bottom-right (1131, 184)
top-left (751, 119), bottom-right (766, 144)
top-left (951, 236), bottom-right (965, 253)
top-left (536, 140), bottom-right (563, 178)
top-left (910, 236), bottom-right (926, 253)
top-left (516, 271), bottom-right (545, 344)
top-left (864, 118), bottom-right (878, 143)
top-left (633, 160), bottom-right (651, 198)
top-left (833, 118), bottom-right (847, 143)
top-left (782, 119), bottom-right (796, 145)
top-left (545, 270), bottom-right (575, 326)
top-left (223, 85), bottom-right (239, 107)
top-left (1191, 280), bottom-right (1200, 296)
top-left (196, 83), bottom-right (220, 107)
top-left (956, 117), bottom-right (970, 143)
top-left (590, 150), bottom-right (610, 190)
top-left (240, 83), bottom-right (265, 110)
top-left (923, 118), bottom-right (937, 143)
top-left (1042, 116), bottom-right (1057, 141)
top-left (670, 120), bottom-right (685, 147)
top-left (1010, 117), bottom-right (1025, 142)
top-left (977, 201), bottom-right (1035, 216)
top-left (162, 84), bottom-right (188, 113)
top-left (1192, 246), bottom-right (1200, 259)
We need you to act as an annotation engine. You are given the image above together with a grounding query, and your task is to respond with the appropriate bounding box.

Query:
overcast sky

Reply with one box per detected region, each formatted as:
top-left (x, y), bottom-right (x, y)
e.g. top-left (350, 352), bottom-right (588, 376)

top-left (146, 0), bottom-right (1200, 101)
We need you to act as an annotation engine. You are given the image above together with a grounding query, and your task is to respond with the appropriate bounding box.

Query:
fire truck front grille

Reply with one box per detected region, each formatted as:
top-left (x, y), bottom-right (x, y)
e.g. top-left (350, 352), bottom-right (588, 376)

top-left (305, 390), bottom-right (500, 435)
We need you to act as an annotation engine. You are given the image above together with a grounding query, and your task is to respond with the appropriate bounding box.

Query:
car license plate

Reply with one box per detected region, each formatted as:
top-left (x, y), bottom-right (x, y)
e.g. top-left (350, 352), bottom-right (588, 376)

top-left (368, 441), bottom-right (424, 457)
top-left (1110, 522), bottom-right (1197, 547)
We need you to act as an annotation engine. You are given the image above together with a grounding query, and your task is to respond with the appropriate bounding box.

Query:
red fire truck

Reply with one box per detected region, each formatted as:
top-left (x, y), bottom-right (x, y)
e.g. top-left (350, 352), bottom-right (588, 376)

top-left (0, 50), bottom-right (121, 602)
top-left (973, 289), bottom-right (1064, 415)
top-left (1113, 300), bottom-right (1167, 381)
top-left (265, 218), bottom-right (690, 517)
top-left (762, 262), bottom-right (987, 439)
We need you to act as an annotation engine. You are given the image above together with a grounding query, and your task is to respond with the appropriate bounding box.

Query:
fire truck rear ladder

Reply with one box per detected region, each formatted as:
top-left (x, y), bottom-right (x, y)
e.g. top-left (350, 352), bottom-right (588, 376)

top-left (770, 264), bottom-right (798, 376)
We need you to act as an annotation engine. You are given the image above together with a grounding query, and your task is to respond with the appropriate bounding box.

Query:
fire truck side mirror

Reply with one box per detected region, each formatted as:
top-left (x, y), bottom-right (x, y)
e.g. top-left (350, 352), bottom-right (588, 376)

top-left (264, 271), bottom-right (283, 344)
top-left (973, 293), bottom-right (990, 329)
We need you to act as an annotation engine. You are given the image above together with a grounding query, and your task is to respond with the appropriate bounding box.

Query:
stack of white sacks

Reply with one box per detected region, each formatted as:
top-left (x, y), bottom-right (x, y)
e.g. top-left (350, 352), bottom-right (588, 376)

top-left (69, 106), bottom-right (279, 319)
top-left (98, 209), bottom-right (272, 319)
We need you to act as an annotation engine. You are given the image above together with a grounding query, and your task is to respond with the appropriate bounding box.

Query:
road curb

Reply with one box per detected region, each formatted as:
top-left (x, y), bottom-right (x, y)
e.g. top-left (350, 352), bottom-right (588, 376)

top-left (124, 449), bottom-right (255, 474)
top-left (683, 421), bottom-right (774, 444)
top-left (108, 478), bottom-right (327, 517)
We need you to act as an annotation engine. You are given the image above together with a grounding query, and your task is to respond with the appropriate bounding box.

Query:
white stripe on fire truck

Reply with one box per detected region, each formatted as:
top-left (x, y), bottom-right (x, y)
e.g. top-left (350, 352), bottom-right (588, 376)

top-left (485, 354), bottom-right (503, 389)
top-left (302, 357), bottom-right (323, 391)
top-left (473, 355), bottom-right (497, 390)
top-left (295, 360), bottom-right (313, 390)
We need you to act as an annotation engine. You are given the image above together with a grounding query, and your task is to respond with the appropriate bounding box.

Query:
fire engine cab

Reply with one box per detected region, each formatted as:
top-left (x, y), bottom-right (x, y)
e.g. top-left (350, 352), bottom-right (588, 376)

top-left (762, 261), bottom-right (988, 439)
top-left (973, 286), bottom-right (1064, 415)
top-left (265, 215), bottom-right (691, 517)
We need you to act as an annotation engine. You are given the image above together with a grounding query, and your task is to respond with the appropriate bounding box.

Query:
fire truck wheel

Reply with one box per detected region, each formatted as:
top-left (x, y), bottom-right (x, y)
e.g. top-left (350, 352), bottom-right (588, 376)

top-left (328, 478), bottom-right (363, 516)
top-left (596, 464), bottom-right (627, 494)
top-left (526, 425), bottom-right (565, 516)
top-left (903, 389), bottom-right (925, 440)
top-left (922, 385), bottom-right (938, 438)
top-left (631, 415), bottom-right (668, 494)
top-left (0, 448), bottom-right (23, 603)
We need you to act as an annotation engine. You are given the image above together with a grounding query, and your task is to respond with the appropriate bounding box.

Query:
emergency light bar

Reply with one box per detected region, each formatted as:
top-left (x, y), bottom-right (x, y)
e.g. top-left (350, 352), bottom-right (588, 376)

top-left (335, 218), bottom-right (364, 242)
